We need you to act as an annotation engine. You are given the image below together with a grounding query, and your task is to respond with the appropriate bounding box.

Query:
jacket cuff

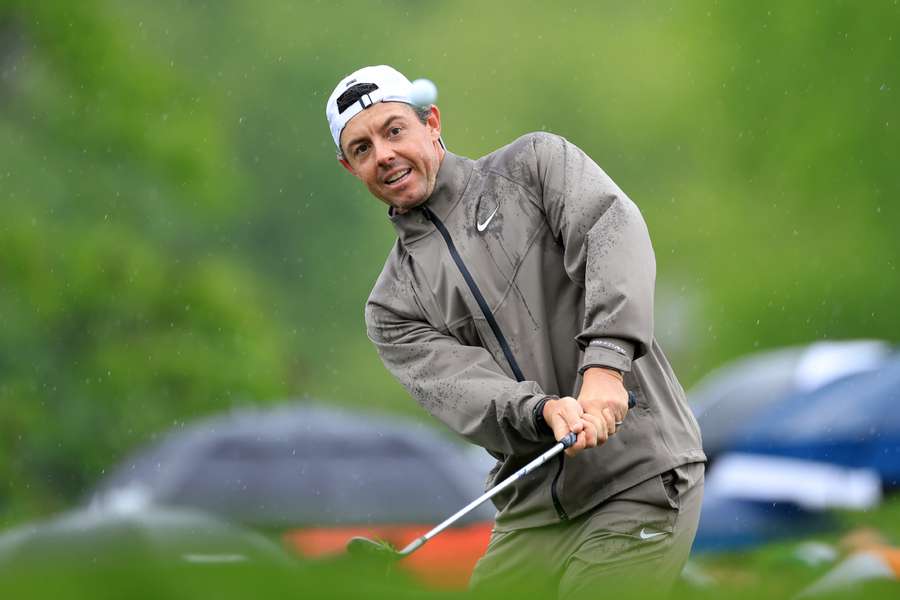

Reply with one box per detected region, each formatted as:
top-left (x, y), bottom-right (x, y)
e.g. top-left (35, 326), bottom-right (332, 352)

top-left (579, 338), bottom-right (635, 374)
top-left (532, 395), bottom-right (558, 437)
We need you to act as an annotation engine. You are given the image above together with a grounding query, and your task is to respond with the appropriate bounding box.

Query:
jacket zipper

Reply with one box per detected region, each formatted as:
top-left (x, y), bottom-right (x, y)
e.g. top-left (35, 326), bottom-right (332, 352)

top-left (550, 456), bottom-right (569, 520)
top-left (422, 206), bottom-right (525, 381)
top-left (422, 206), bottom-right (569, 521)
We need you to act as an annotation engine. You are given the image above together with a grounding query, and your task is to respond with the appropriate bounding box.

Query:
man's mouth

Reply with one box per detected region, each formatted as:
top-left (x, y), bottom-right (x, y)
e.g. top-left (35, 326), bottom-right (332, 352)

top-left (384, 168), bottom-right (412, 185)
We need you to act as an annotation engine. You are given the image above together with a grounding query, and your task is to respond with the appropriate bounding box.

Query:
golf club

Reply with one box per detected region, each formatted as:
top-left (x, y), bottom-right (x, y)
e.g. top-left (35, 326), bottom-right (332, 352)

top-left (347, 391), bottom-right (637, 561)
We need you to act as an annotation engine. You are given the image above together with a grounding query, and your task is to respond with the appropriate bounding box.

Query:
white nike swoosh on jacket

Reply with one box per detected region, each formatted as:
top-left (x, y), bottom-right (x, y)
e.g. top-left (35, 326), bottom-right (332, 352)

top-left (476, 204), bottom-right (500, 231)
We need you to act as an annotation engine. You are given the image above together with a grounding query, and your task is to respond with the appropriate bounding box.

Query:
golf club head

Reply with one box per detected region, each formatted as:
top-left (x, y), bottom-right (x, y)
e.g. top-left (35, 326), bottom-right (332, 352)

top-left (346, 536), bottom-right (401, 562)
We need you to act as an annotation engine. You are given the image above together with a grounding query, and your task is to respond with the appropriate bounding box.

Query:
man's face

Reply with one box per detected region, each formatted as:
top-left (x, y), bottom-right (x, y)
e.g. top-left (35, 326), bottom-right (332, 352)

top-left (339, 102), bottom-right (444, 213)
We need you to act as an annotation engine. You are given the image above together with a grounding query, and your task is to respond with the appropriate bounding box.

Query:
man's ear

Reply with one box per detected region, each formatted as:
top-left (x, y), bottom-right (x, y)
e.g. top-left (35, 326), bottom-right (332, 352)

top-left (339, 157), bottom-right (357, 177)
top-left (426, 105), bottom-right (442, 141)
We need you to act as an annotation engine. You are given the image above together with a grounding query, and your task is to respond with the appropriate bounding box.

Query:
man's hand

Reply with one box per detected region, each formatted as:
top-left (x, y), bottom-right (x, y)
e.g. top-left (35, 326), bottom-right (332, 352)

top-left (578, 367), bottom-right (629, 439)
top-left (542, 396), bottom-right (609, 457)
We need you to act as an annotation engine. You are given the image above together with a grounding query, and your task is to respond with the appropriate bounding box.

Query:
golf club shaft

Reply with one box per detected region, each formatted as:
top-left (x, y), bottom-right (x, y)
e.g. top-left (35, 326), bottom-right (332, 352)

top-left (398, 432), bottom-right (576, 555)
top-left (397, 391), bottom-right (636, 556)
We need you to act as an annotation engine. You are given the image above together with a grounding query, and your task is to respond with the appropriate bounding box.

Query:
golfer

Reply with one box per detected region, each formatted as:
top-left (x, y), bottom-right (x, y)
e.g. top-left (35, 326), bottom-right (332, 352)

top-left (326, 65), bottom-right (706, 598)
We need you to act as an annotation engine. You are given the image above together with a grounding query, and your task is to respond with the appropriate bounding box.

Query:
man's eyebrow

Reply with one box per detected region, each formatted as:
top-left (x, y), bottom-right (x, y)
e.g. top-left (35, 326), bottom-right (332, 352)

top-left (378, 114), bottom-right (407, 131)
top-left (344, 132), bottom-right (369, 151)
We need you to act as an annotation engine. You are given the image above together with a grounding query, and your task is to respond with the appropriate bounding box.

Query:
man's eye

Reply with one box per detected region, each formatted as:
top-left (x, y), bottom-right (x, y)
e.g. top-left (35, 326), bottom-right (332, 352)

top-left (389, 126), bottom-right (402, 137)
top-left (354, 143), bottom-right (369, 156)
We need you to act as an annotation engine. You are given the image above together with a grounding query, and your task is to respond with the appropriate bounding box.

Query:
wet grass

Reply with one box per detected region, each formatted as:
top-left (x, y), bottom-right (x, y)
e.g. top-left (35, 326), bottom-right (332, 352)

top-left (675, 494), bottom-right (900, 599)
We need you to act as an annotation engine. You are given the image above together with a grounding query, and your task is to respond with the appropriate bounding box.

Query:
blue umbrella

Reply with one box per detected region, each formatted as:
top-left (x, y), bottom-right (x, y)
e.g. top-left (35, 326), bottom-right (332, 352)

top-left (689, 340), bottom-right (891, 462)
top-left (728, 357), bottom-right (900, 488)
top-left (692, 494), bottom-right (833, 554)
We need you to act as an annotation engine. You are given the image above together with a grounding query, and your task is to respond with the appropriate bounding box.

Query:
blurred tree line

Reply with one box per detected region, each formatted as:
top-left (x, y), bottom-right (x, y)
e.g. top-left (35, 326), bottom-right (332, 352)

top-left (0, 0), bottom-right (897, 527)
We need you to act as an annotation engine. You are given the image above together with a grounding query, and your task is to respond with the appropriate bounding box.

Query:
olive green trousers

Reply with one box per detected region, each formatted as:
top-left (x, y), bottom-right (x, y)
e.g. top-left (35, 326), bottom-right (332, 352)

top-left (469, 461), bottom-right (705, 600)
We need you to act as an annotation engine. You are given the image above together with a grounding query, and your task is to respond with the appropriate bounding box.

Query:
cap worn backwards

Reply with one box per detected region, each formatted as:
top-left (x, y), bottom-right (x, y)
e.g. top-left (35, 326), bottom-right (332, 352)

top-left (325, 65), bottom-right (414, 150)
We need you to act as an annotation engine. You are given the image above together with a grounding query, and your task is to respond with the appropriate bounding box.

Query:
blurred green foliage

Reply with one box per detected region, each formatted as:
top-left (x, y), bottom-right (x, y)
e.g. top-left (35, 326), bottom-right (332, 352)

top-left (0, 0), bottom-right (898, 528)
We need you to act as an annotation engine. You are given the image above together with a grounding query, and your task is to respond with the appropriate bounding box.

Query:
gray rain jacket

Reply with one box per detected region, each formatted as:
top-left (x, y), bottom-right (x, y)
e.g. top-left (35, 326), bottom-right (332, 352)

top-left (366, 132), bottom-right (705, 531)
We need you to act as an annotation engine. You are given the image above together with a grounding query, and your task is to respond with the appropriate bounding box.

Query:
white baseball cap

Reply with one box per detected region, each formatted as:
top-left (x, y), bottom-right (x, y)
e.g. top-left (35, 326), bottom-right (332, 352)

top-left (325, 65), bottom-right (414, 150)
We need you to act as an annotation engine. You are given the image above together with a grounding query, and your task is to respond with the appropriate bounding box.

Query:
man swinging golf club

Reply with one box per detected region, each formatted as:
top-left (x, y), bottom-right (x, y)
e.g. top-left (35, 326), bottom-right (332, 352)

top-left (326, 65), bottom-right (706, 598)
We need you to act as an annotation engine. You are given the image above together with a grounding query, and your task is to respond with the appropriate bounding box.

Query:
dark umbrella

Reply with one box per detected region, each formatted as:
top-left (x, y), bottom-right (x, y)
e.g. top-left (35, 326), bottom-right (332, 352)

top-left (729, 357), bottom-right (900, 488)
top-left (0, 506), bottom-right (420, 600)
top-left (89, 402), bottom-right (495, 527)
top-left (0, 505), bottom-right (293, 569)
top-left (690, 340), bottom-right (890, 461)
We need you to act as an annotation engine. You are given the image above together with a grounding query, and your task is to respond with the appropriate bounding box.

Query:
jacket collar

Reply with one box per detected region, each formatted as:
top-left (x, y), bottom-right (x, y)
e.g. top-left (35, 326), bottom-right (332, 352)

top-left (389, 151), bottom-right (474, 245)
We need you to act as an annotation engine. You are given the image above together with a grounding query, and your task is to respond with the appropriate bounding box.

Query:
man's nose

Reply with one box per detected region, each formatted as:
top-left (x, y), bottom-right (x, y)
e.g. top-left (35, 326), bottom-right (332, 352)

top-left (374, 140), bottom-right (395, 165)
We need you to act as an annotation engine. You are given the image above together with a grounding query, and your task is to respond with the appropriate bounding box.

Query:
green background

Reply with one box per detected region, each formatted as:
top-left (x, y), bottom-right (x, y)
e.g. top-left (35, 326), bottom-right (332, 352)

top-left (1, 0), bottom-right (898, 532)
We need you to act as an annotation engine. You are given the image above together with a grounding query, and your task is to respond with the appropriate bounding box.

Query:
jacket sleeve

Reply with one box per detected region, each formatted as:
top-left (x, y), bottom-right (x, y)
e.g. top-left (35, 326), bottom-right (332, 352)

top-left (366, 259), bottom-right (555, 457)
top-left (530, 133), bottom-right (655, 373)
